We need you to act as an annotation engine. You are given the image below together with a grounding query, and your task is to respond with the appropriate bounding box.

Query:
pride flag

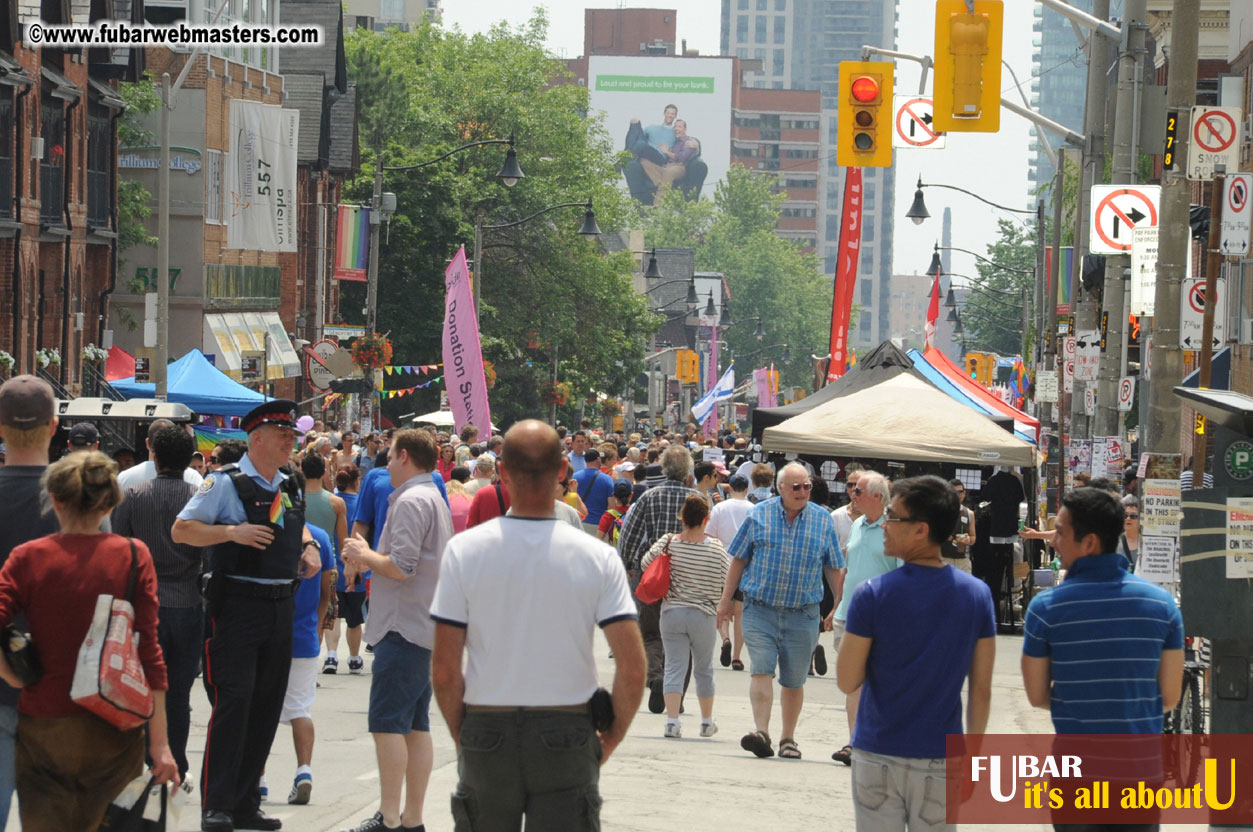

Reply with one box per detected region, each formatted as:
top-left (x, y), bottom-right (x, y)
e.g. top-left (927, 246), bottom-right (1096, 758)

top-left (334, 205), bottom-right (370, 282)
top-left (194, 426), bottom-right (247, 454)
top-left (269, 492), bottom-right (285, 528)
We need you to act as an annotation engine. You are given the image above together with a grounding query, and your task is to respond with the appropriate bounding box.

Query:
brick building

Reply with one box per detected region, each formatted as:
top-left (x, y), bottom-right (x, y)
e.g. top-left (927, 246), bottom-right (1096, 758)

top-left (1, 0), bottom-right (140, 390)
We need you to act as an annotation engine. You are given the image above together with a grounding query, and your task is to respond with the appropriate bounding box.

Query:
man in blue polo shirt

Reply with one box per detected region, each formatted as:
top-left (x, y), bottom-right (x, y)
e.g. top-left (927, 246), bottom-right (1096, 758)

top-left (837, 475), bottom-right (995, 831)
top-left (1022, 487), bottom-right (1184, 733)
top-left (573, 448), bottom-right (614, 536)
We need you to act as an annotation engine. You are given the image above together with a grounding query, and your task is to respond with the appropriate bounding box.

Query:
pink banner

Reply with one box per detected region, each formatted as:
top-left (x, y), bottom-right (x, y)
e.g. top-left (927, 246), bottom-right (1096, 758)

top-left (753, 368), bottom-right (771, 404)
top-left (441, 247), bottom-right (492, 435)
top-left (704, 324), bottom-right (719, 437)
top-left (827, 167), bottom-right (862, 382)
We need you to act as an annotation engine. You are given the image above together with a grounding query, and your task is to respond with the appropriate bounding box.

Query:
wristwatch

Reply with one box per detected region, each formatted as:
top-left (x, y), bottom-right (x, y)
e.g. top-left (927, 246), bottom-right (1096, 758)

top-left (302, 539), bottom-right (321, 553)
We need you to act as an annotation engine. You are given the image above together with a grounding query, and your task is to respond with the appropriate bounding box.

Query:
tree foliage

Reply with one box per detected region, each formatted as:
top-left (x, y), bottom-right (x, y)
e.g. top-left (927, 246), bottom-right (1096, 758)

top-left (343, 14), bottom-right (655, 427)
top-left (963, 218), bottom-right (1034, 357)
top-left (639, 166), bottom-right (833, 390)
top-left (117, 77), bottom-right (161, 262)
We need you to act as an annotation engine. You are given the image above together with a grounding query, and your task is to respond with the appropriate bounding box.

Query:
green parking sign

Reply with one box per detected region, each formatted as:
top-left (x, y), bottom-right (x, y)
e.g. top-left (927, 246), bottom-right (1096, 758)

top-left (1227, 440), bottom-right (1253, 481)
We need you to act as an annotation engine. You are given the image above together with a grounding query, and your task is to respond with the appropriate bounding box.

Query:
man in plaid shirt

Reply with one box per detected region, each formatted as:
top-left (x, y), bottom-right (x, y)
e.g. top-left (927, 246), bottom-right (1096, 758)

top-left (718, 462), bottom-right (844, 761)
top-left (618, 446), bottom-right (699, 713)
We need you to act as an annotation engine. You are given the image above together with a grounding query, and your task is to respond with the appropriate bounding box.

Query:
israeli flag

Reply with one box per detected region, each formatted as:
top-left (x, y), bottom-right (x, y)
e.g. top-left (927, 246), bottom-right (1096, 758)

top-left (691, 364), bottom-right (736, 425)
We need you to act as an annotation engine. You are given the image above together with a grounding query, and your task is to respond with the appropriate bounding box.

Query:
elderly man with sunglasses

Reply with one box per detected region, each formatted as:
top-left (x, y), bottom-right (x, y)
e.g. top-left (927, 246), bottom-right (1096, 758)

top-left (717, 462), bottom-right (844, 761)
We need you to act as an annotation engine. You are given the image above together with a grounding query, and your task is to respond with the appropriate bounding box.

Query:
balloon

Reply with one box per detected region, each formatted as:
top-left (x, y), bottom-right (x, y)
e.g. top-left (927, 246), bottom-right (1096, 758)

top-left (296, 415), bottom-right (315, 433)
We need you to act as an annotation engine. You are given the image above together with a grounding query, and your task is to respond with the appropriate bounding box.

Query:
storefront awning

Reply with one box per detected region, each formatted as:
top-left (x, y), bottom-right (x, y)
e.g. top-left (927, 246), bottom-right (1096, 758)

top-left (203, 312), bottom-right (301, 381)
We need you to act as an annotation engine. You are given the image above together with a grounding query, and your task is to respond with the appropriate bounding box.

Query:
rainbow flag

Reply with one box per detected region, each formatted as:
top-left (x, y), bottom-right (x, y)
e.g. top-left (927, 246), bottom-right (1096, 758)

top-left (334, 205), bottom-right (370, 282)
top-left (194, 426), bottom-right (247, 454)
top-left (269, 492), bottom-right (285, 528)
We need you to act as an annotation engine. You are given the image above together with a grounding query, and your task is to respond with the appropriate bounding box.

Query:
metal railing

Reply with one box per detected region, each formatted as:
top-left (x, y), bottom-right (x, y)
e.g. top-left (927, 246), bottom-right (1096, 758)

top-left (39, 163), bottom-right (64, 226)
top-left (82, 362), bottom-right (127, 401)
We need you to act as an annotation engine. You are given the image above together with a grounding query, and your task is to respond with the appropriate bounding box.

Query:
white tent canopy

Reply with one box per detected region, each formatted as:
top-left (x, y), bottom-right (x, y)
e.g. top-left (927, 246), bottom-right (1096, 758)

top-left (411, 410), bottom-right (456, 428)
top-left (762, 373), bottom-right (1040, 468)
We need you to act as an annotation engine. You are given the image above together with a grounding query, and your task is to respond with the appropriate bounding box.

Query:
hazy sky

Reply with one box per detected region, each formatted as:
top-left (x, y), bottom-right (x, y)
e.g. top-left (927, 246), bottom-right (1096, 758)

top-left (441, 0), bottom-right (1045, 287)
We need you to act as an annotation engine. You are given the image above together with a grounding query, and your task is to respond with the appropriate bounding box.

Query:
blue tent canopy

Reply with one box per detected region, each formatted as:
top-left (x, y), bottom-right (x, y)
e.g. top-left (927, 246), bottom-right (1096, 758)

top-left (907, 350), bottom-right (1036, 444)
top-left (111, 349), bottom-right (269, 418)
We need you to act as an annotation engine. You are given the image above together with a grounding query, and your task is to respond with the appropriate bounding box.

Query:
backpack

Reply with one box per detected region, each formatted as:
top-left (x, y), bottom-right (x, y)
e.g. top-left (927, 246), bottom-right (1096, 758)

top-left (605, 508), bottom-right (624, 546)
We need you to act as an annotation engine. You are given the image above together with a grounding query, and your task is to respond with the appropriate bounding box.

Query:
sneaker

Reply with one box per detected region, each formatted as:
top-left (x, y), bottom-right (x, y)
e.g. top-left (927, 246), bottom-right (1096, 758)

top-left (322, 656), bottom-right (338, 675)
top-left (258, 781), bottom-right (268, 802)
top-left (700, 720), bottom-right (719, 738)
top-left (664, 722), bottom-right (681, 739)
top-left (288, 772), bottom-right (312, 805)
top-left (365, 643), bottom-right (374, 654)
top-left (348, 656), bottom-right (364, 675)
top-left (341, 811), bottom-right (397, 832)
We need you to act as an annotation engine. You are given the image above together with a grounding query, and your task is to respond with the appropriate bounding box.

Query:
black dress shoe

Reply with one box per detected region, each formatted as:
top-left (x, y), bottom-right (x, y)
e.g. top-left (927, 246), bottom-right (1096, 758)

top-left (233, 810), bottom-right (282, 830)
top-left (647, 679), bottom-right (664, 714)
top-left (202, 810), bottom-right (235, 832)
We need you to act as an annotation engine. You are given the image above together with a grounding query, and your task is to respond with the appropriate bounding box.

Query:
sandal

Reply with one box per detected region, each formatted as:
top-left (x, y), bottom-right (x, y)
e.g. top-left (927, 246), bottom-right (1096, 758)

top-left (740, 731), bottom-right (774, 758)
top-left (731, 659), bottom-right (744, 671)
top-left (832, 745), bottom-right (853, 766)
top-left (720, 639), bottom-right (732, 668)
top-left (778, 738), bottom-right (802, 759)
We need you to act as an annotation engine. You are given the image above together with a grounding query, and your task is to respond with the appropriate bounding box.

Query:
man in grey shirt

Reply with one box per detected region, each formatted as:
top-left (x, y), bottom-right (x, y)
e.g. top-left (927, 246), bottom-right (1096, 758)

top-left (110, 425), bottom-right (203, 782)
top-left (341, 428), bottom-right (453, 832)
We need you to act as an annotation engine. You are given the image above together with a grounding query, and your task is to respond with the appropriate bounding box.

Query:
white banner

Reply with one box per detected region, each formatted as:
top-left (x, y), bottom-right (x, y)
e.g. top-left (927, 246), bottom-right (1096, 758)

top-left (227, 100), bottom-right (299, 252)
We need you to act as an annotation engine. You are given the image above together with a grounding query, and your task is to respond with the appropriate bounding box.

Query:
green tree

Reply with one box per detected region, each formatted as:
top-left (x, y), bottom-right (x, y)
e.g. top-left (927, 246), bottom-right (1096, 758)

top-left (344, 15), bottom-right (656, 426)
top-left (640, 166), bottom-right (834, 390)
top-left (962, 219), bottom-right (1035, 357)
top-left (114, 77), bottom-right (161, 330)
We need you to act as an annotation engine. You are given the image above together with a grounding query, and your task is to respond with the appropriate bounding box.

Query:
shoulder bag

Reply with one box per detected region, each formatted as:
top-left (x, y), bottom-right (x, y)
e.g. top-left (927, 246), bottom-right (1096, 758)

top-left (70, 539), bottom-right (155, 730)
top-left (635, 534), bottom-right (674, 605)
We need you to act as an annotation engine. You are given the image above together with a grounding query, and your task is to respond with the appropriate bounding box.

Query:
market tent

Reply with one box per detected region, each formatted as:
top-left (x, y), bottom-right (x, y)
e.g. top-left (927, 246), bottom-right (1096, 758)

top-left (917, 346), bottom-right (1041, 442)
top-left (111, 349), bottom-right (268, 418)
top-left (412, 410), bottom-right (456, 428)
top-left (105, 345), bottom-right (135, 381)
top-left (751, 341), bottom-right (929, 438)
top-left (908, 349), bottom-right (1036, 444)
top-left (762, 372), bottom-right (1041, 467)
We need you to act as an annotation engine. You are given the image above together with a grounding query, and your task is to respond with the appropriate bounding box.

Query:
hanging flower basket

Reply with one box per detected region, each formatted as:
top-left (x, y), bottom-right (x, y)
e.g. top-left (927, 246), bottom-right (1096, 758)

top-left (82, 344), bottom-right (109, 364)
top-left (36, 348), bottom-right (61, 370)
top-left (601, 399), bottom-right (623, 417)
top-left (0, 350), bottom-right (14, 378)
top-left (483, 360), bottom-right (497, 389)
top-left (350, 333), bottom-right (393, 372)
top-left (542, 381), bottom-right (571, 407)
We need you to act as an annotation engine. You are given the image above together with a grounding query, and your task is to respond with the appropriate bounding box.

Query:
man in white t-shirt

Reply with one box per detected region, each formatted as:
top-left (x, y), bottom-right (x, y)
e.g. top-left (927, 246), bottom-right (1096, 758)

top-left (830, 466), bottom-right (865, 554)
top-left (431, 420), bottom-right (646, 831)
top-left (116, 418), bottom-right (204, 489)
top-left (706, 474), bottom-right (753, 669)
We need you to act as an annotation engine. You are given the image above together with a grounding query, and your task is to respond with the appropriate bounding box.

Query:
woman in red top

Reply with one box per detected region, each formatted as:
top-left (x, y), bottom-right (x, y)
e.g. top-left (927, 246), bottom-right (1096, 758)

top-left (0, 450), bottom-right (178, 832)
top-left (436, 443), bottom-right (457, 481)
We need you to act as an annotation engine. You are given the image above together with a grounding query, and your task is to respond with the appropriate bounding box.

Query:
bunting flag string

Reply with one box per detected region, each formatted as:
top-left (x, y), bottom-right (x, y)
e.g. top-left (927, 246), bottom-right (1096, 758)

top-left (382, 377), bottom-right (444, 398)
top-left (383, 363), bottom-right (443, 376)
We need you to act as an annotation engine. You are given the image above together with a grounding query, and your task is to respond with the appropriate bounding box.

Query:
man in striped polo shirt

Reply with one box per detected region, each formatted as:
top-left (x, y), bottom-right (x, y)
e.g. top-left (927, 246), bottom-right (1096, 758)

top-left (1021, 487), bottom-right (1184, 735)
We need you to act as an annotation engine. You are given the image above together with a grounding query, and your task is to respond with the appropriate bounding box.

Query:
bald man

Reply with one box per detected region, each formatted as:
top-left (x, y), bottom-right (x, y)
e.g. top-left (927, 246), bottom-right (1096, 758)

top-left (432, 421), bottom-right (645, 831)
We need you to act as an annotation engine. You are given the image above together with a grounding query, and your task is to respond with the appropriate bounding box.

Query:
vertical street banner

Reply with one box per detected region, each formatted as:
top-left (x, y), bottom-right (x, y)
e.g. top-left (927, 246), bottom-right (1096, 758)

top-left (334, 205), bottom-right (370, 282)
top-left (923, 271), bottom-right (940, 350)
top-left (227, 100), bottom-right (298, 252)
top-left (1045, 245), bottom-right (1074, 315)
top-left (441, 247), bottom-right (493, 435)
top-left (704, 323), bottom-right (719, 437)
top-left (827, 168), bottom-right (863, 381)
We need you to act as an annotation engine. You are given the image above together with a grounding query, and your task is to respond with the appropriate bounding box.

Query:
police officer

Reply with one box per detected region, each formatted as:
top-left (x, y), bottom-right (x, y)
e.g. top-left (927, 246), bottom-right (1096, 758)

top-left (172, 400), bottom-right (321, 832)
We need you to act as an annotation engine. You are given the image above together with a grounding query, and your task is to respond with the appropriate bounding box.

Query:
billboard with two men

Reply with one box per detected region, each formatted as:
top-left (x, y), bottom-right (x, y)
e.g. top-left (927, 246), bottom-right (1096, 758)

top-left (587, 56), bottom-right (733, 206)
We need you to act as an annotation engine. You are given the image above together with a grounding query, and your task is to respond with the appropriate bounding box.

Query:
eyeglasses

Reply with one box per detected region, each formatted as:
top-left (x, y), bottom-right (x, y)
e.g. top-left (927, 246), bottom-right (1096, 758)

top-left (1125, 513), bottom-right (1139, 520)
top-left (789, 482), bottom-right (813, 492)
top-left (883, 511), bottom-right (918, 524)
top-left (850, 487), bottom-right (865, 496)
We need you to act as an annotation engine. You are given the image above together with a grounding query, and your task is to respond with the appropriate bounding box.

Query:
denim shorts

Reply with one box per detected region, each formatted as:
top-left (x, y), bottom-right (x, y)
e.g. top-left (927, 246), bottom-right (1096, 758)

top-left (368, 631), bottom-right (433, 734)
top-left (740, 598), bottom-right (821, 689)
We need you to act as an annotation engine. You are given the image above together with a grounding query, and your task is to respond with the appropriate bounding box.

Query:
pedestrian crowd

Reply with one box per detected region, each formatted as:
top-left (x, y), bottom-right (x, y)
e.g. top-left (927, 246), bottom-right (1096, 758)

top-left (0, 373), bottom-right (1185, 832)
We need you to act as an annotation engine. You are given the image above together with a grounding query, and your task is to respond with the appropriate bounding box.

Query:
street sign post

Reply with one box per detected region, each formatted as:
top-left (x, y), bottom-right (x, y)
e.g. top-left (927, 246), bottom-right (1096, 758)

top-left (306, 339), bottom-right (338, 391)
top-left (1220, 173), bottom-right (1252, 254)
top-left (1180, 276), bottom-right (1227, 350)
top-left (1117, 376), bottom-right (1135, 412)
top-left (1187, 105), bottom-right (1241, 181)
top-left (892, 96), bottom-right (946, 149)
top-left (1089, 185), bottom-right (1161, 254)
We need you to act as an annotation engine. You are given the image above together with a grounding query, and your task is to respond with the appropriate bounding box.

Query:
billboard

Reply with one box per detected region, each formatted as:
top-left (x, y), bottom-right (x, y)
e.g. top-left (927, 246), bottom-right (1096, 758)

top-left (588, 56), bottom-right (732, 206)
top-left (227, 100), bottom-right (299, 252)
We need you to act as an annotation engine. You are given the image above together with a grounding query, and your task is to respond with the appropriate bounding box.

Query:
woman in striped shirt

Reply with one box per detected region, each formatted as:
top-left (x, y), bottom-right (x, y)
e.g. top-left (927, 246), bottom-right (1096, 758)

top-left (641, 494), bottom-right (730, 739)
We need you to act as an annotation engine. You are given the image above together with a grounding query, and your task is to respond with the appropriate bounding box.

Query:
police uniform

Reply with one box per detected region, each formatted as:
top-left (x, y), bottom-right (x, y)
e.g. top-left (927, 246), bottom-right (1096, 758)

top-left (177, 401), bottom-right (311, 832)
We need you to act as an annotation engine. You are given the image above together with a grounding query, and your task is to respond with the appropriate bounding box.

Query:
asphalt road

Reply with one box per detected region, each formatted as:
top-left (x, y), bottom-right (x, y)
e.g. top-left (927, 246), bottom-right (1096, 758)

top-left (5, 634), bottom-right (1211, 832)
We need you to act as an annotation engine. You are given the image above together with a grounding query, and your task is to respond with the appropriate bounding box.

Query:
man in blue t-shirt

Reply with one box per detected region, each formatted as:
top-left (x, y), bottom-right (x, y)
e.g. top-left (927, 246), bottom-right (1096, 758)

top-left (837, 475), bottom-right (995, 831)
top-left (278, 520), bottom-right (335, 805)
top-left (1022, 487), bottom-right (1184, 734)
top-left (572, 448), bottom-right (614, 535)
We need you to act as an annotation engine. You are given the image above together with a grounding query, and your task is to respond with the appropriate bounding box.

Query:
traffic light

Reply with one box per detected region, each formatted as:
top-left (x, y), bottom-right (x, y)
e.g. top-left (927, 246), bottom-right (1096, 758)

top-left (675, 350), bottom-right (700, 384)
top-left (965, 354), bottom-right (980, 380)
top-left (933, 0), bottom-right (1003, 133)
top-left (837, 61), bottom-right (893, 168)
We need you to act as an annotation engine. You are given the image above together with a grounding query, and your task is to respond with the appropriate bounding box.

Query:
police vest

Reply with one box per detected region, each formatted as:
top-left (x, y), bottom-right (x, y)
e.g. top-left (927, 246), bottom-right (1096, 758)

top-left (210, 464), bottom-right (306, 581)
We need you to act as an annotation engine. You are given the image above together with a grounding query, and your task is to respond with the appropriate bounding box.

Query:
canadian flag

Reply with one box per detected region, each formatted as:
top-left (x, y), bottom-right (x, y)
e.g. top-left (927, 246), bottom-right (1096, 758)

top-left (923, 271), bottom-right (941, 350)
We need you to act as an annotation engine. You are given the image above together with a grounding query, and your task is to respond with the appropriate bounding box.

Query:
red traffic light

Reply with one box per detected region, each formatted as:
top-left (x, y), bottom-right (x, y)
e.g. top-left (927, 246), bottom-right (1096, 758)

top-left (850, 76), bottom-right (880, 103)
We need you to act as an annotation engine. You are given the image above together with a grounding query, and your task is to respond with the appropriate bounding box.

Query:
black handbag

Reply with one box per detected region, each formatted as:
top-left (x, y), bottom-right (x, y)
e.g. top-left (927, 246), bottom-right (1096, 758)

top-left (99, 776), bottom-right (169, 831)
top-left (0, 623), bottom-right (40, 687)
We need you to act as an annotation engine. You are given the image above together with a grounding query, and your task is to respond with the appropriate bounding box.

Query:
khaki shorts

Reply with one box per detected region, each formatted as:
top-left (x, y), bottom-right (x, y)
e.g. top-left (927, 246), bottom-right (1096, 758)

top-left (942, 556), bottom-right (973, 574)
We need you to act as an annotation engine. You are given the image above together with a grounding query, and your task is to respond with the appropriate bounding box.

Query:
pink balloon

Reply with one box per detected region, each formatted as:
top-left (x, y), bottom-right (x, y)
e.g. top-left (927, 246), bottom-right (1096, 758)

top-left (296, 415), bottom-right (315, 433)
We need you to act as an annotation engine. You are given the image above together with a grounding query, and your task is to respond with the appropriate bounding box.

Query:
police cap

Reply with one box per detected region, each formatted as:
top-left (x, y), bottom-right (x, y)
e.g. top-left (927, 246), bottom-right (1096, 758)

top-left (241, 400), bottom-right (300, 434)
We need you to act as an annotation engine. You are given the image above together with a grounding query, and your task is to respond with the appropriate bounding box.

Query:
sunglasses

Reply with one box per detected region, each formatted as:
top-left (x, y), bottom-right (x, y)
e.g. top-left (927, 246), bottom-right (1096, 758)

top-left (789, 482), bottom-right (813, 492)
top-left (850, 487), bottom-right (865, 496)
top-left (1125, 513), bottom-right (1139, 520)
top-left (883, 511), bottom-right (918, 524)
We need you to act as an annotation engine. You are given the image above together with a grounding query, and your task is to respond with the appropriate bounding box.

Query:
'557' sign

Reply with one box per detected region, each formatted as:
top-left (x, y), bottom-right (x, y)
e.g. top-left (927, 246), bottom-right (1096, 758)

top-left (228, 100), bottom-right (299, 253)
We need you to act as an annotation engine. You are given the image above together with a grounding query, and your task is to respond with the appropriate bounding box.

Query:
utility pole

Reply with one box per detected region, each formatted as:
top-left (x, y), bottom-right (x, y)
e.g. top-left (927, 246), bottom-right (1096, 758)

top-left (365, 155), bottom-right (383, 336)
top-left (1192, 170), bottom-right (1224, 481)
top-left (156, 73), bottom-right (171, 399)
top-left (1046, 147), bottom-right (1065, 513)
top-left (1095, 0), bottom-right (1148, 437)
top-left (1148, 0), bottom-right (1200, 456)
top-left (1070, 0), bottom-right (1111, 444)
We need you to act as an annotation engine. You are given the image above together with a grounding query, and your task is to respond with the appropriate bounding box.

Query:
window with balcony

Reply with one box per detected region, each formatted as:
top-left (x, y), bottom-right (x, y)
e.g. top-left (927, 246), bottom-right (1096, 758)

top-left (40, 99), bottom-right (66, 227)
top-left (86, 109), bottom-right (111, 230)
top-left (0, 94), bottom-right (12, 219)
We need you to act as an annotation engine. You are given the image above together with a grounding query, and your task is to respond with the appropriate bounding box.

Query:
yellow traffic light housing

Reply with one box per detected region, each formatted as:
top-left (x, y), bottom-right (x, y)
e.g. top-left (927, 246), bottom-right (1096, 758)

top-left (933, 0), bottom-right (1003, 133)
top-left (965, 354), bottom-right (980, 380)
top-left (837, 61), bottom-right (893, 168)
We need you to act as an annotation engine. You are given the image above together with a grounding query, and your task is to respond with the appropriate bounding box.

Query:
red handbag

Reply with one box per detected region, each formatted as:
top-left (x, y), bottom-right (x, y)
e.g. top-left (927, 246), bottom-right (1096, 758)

top-left (635, 534), bottom-right (674, 605)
